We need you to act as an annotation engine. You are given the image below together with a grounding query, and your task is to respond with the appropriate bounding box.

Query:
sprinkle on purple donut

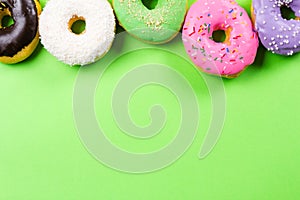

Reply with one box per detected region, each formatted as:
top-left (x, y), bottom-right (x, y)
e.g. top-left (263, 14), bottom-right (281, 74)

top-left (252, 0), bottom-right (300, 55)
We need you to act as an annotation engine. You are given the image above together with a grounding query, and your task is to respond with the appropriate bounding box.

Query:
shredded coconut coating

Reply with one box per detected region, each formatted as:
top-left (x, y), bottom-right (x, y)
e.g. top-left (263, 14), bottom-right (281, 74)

top-left (39, 0), bottom-right (115, 66)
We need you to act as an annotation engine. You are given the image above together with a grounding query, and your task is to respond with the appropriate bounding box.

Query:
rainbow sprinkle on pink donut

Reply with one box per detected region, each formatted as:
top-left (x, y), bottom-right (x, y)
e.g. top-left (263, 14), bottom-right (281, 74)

top-left (182, 0), bottom-right (259, 78)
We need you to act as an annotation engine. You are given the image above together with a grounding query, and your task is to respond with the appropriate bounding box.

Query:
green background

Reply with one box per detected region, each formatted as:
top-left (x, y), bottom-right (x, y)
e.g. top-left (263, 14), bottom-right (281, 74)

top-left (1, 0), bottom-right (300, 199)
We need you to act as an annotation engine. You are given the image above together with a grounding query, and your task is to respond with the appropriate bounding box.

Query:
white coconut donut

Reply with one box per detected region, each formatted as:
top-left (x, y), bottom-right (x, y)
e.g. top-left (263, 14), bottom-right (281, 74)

top-left (39, 0), bottom-right (115, 66)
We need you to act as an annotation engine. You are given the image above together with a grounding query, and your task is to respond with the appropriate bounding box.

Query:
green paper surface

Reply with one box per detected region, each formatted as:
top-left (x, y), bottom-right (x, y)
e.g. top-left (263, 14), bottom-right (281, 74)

top-left (1, 0), bottom-right (300, 199)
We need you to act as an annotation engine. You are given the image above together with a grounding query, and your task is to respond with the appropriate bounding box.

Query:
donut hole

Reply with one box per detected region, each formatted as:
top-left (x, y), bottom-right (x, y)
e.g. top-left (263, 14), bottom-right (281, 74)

top-left (1, 15), bottom-right (14, 28)
top-left (0, 8), bottom-right (14, 28)
top-left (280, 5), bottom-right (297, 20)
top-left (212, 30), bottom-right (226, 43)
top-left (211, 27), bottom-right (232, 44)
top-left (142, 0), bottom-right (158, 10)
top-left (69, 16), bottom-right (86, 35)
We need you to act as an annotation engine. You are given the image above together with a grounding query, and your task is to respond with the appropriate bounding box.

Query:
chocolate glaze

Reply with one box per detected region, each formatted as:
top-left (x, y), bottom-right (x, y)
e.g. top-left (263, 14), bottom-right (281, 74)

top-left (0, 0), bottom-right (38, 57)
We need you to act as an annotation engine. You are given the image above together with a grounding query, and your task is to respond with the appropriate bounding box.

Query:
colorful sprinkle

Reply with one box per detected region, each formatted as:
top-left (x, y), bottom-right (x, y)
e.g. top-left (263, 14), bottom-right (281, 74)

top-left (182, 0), bottom-right (259, 77)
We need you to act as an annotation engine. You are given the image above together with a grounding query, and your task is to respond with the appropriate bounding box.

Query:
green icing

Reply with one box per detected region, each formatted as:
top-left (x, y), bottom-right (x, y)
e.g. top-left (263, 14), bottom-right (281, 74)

top-left (113, 0), bottom-right (187, 43)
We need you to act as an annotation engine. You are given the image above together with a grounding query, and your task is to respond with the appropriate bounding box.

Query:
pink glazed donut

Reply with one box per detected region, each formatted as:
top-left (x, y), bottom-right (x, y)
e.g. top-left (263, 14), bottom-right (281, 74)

top-left (182, 0), bottom-right (259, 78)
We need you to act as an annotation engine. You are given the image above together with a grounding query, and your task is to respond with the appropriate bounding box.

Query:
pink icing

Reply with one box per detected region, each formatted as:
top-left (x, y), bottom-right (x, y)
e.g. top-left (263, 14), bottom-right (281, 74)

top-left (182, 0), bottom-right (259, 77)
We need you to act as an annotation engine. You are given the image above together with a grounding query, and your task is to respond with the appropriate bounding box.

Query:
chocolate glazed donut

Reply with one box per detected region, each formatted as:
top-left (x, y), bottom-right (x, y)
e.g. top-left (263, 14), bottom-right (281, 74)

top-left (0, 0), bottom-right (41, 64)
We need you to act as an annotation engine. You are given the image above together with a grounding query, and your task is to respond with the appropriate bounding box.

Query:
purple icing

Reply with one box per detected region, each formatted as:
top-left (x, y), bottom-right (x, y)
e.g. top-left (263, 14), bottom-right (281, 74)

top-left (253, 0), bottom-right (300, 55)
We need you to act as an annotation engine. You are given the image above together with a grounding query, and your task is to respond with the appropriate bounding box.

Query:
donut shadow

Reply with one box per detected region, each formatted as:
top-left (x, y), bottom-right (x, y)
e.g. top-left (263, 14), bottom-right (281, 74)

top-left (24, 42), bottom-right (44, 63)
top-left (116, 24), bottom-right (125, 34)
top-left (220, 44), bottom-right (267, 82)
top-left (252, 42), bottom-right (267, 68)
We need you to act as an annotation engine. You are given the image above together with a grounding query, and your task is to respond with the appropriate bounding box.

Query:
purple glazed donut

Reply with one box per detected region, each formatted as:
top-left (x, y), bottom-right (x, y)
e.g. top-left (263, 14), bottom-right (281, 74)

top-left (252, 0), bottom-right (300, 55)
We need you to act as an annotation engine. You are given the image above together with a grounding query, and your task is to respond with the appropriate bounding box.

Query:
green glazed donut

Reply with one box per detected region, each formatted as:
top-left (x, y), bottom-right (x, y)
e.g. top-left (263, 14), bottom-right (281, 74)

top-left (112, 0), bottom-right (187, 44)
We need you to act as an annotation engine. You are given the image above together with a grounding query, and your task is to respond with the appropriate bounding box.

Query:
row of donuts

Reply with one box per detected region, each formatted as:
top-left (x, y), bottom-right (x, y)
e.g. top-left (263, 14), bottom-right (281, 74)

top-left (187, 0), bottom-right (300, 77)
top-left (0, 0), bottom-right (299, 78)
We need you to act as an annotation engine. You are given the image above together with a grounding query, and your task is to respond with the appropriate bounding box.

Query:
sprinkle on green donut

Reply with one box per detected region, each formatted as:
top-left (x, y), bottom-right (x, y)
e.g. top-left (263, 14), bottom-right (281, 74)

top-left (113, 0), bottom-right (187, 44)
